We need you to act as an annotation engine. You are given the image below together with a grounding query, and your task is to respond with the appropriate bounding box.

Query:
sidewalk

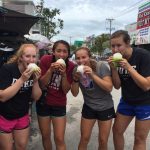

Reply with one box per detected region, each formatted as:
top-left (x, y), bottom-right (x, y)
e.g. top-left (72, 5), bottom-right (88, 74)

top-left (27, 89), bottom-right (150, 150)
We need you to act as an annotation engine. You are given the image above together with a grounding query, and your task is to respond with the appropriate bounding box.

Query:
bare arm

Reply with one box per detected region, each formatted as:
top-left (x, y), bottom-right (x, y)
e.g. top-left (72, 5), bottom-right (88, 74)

top-left (107, 56), bottom-right (121, 89)
top-left (31, 70), bottom-right (42, 101)
top-left (111, 68), bottom-right (121, 89)
top-left (61, 73), bottom-right (71, 94)
top-left (120, 59), bottom-right (150, 91)
top-left (71, 82), bottom-right (79, 97)
top-left (71, 72), bottom-right (80, 97)
top-left (40, 69), bottom-right (53, 89)
top-left (91, 73), bottom-right (113, 92)
top-left (0, 69), bottom-right (33, 102)
top-left (31, 81), bottom-right (42, 101)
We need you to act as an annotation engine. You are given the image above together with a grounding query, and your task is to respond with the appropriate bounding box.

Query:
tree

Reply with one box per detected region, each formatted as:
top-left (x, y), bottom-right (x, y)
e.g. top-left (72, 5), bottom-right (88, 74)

top-left (70, 45), bottom-right (76, 53)
top-left (90, 34), bottom-right (110, 55)
top-left (40, 7), bottom-right (64, 39)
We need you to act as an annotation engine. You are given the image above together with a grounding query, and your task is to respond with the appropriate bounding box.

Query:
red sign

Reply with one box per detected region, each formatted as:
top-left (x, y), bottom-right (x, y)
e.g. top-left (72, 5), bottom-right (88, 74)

top-left (137, 8), bottom-right (150, 29)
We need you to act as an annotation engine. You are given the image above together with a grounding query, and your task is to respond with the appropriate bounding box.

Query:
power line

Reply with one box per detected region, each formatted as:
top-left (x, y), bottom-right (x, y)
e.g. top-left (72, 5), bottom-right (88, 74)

top-left (114, 0), bottom-right (146, 19)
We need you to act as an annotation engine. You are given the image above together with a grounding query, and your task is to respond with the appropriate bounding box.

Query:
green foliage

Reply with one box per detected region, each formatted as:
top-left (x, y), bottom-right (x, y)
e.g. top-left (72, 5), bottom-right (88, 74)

top-left (40, 7), bottom-right (64, 39)
top-left (70, 45), bottom-right (76, 53)
top-left (90, 34), bottom-right (110, 54)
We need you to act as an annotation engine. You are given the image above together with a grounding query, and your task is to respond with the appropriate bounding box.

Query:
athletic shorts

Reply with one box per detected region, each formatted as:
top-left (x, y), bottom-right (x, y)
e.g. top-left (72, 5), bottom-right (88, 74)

top-left (117, 98), bottom-right (150, 120)
top-left (36, 101), bottom-right (66, 118)
top-left (82, 104), bottom-right (116, 121)
top-left (0, 114), bottom-right (30, 133)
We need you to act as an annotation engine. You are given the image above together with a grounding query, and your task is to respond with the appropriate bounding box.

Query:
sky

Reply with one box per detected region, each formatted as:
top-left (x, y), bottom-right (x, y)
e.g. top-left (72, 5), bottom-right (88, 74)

top-left (34, 0), bottom-right (148, 43)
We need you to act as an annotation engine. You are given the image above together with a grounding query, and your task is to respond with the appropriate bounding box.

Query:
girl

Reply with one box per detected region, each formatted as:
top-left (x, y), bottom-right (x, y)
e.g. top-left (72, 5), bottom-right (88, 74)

top-left (71, 47), bottom-right (115, 150)
top-left (36, 40), bottom-right (75, 150)
top-left (108, 30), bottom-right (150, 150)
top-left (0, 44), bottom-right (42, 150)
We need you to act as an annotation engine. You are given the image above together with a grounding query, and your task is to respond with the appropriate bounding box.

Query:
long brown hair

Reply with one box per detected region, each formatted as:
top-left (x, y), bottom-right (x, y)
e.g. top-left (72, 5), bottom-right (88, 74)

top-left (75, 47), bottom-right (97, 72)
top-left (7, 44), bottom-right (38, 64)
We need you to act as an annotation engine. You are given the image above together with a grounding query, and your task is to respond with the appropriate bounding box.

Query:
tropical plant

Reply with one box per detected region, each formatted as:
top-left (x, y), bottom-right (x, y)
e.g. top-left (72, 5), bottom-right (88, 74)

top-left (90, 34), bottom-right (110, 54)
top-left (38, 0), bottom-right (63, 40)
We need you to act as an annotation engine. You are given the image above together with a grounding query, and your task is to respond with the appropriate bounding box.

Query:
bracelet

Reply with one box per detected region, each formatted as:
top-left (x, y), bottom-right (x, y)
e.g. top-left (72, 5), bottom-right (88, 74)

top-left (73, 79), bottom-right (79, 83)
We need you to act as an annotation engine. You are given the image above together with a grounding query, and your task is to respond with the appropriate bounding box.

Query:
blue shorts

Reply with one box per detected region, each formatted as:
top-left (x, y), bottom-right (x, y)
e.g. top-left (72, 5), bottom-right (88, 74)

top-left (117, 98), bottom-right (150, 120)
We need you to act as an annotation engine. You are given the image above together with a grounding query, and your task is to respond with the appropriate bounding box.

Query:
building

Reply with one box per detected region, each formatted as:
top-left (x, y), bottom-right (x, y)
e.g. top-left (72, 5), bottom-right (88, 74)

top-left (2, 0), bottom-right (35, 15)
top-left (125, 1), bottom-right (150, 50)
top-left (1, 0), bottom-right (41, 34)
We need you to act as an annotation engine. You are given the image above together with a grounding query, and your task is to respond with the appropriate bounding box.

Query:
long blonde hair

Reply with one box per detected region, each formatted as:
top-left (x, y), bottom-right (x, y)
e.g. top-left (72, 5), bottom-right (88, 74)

top-left (75, 47), bottom-right (97, 72)
top-left (7, 44), bottom-right (38, 64)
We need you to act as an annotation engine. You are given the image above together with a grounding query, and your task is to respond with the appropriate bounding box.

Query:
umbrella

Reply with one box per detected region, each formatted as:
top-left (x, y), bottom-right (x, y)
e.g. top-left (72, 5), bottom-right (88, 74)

top-left (35, 41), bottom-right (50, 49)
top-left (24, 34), bottom-right (50, 44)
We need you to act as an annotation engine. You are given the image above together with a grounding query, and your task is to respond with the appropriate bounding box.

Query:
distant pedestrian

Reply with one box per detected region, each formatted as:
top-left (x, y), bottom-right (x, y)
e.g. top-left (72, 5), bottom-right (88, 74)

top-left (107, 30), bottom-right (150, 150)
top-left (71, 47), bottom-right (115, 150)
top-left (0, 44), bottom-right (42, 150)
top-left (36, 40), bottom-right (75, 150)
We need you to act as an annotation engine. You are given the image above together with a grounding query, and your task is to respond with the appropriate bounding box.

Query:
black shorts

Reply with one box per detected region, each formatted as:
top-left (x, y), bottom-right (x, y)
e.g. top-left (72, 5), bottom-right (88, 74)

top-left (36, 101), bottom-right (66, 117)
top-left (82, 104), bottom-right (116, 121)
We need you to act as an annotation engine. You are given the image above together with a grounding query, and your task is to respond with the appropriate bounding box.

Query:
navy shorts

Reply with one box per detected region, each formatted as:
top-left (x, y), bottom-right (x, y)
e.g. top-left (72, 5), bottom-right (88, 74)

top-left (82, 104), bottom-right (116, 121)
top-left (36, 100), bottom-right (66, 118)
top-left (117, 98), bottom-right (150, 120)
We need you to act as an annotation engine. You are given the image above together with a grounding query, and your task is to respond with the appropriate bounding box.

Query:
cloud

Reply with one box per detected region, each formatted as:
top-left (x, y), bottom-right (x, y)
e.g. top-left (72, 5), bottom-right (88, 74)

top-left (34, 0), bottom-right (145, 42)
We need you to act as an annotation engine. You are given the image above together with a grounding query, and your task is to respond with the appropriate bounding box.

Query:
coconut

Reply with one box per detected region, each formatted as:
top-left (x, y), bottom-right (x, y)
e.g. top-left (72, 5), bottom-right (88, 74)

top-left (27, 63), bottom-right (40, 72)
top-left (77, 65), bottom-right (84, 74)
top-left (56, 58), bottom-right (66, 66)
top-left (113, 53), bottom-right (122, 61)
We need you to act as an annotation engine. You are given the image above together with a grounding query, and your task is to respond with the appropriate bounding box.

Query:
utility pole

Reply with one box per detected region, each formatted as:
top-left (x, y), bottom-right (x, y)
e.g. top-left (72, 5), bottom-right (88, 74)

top-left (69, 36), bottom-right (72, 45)
top-left (106, 18), bottom-right (115, 47)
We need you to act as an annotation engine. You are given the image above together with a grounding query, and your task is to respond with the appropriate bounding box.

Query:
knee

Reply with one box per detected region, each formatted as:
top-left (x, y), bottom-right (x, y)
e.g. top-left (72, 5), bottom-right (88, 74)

top-left (134, 133), bottom-right (146, 144)
top-left (54, 136), bottom-right (65, 146)
top-left (80, 136), bottom-right (90, 144)
top-left (113, 124), bottom-right (123, 135)
top-left (99, 137), bottom-right (107, 147)
top-left (15, 142), bottom-right (27, 150)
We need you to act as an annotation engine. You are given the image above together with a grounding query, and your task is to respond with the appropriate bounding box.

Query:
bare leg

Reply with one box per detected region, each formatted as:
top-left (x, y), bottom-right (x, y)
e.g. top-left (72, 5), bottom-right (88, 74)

top-left (0, 132), bottom-right (13, 150)
top-left (38, 116), bottom-right (52, 150)
top-left (78, 117), bottom-right (96, 150)
top-left (53, 117), bottom-right (66, 150)
top-left (98, 119), bottom-right (112, 150)
top-left (113, 113), bottom-right (133, 150)
top-left (13, 127), bottom-right (29, 150)
top-left (133, 119), bottom-right (150, 150)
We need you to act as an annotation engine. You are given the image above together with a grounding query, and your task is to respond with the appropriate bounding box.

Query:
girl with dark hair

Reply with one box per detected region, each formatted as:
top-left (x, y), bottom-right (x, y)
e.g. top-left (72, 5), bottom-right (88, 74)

top-left (36, 40), bottom-right (75, 150)
top-left (71, 47), bottom-right (115, 150)
top-left (108, 30), bottom-right (150, 150)
top-left (0, 44), bottom-right (42, 150)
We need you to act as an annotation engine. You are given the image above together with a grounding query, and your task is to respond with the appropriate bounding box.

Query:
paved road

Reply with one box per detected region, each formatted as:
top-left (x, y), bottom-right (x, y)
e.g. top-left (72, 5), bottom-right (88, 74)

top-left (27, 89), bottom-right (150, 150)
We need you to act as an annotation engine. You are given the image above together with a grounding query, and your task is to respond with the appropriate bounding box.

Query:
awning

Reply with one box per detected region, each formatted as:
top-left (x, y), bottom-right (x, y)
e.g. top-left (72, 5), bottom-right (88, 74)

top-left (0, 6), bottom-right (40, 41)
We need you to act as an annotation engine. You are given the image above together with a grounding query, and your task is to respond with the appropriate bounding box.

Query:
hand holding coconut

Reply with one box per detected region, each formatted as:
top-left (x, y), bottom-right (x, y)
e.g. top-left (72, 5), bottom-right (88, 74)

top-left (77, 65), bottom-right (84, 75)
top-left (112, 53), bottom-right (123, 67)
top-left (49, 58), bottom-right (67, 75)
top-left (56, 58), bottom-right (66, 66)
top-left (27, 63), bottom-right (41, 82)
top-left (112, 53), bottom-right (123, 62)
top-left (27, 63), bottom-right (41, 72)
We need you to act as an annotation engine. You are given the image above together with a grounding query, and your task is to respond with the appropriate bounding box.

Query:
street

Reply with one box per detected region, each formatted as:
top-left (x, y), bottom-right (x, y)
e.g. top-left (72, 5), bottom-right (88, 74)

top-left (28, 88), bottom-right (150, 150)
